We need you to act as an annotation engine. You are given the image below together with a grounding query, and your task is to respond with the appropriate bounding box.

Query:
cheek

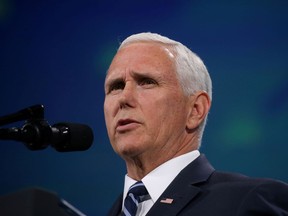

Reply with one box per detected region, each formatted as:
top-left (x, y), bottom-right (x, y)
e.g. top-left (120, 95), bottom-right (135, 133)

top-left (153, 96), bottom-right (187, 127)
top-left (142, 97), bottom-right (173, 132)
top-left (103, 103), bottom-right (109, 126)
top-left (103, 100), bottom-right (114, 134)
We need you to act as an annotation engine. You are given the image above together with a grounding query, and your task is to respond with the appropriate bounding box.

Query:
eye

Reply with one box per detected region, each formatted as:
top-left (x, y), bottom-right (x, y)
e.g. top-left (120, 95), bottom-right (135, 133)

top-left (139, 78), bottom-right (158, 87)
top-left (107, 81), bottom-right (125, 93)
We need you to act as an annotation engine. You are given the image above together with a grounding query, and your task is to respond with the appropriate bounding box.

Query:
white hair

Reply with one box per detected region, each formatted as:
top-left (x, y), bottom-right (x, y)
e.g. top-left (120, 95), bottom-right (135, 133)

top-left (118, 32), bottom-right (212, 146)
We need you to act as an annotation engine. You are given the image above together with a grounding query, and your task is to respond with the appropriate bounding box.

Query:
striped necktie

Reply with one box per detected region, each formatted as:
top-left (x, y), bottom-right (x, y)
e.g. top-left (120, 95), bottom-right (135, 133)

top-left (122, 181), bottom-right (149, 216)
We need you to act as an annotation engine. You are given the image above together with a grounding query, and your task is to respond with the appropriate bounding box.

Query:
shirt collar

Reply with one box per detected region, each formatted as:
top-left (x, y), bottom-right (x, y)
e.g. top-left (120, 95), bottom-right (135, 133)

top-left (123, 150), bottom-right (200, 204)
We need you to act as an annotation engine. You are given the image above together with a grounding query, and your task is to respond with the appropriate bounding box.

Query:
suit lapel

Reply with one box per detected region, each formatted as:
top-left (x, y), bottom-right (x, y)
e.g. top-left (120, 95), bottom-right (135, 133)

top-left (107, 194), bottom-right (122, 216)
top-left (146, 154), bottom-right (215, 216)
top-left (107, 155), bottom-right (215, 216)
top-left (147, 184), bottom-right (202, 216)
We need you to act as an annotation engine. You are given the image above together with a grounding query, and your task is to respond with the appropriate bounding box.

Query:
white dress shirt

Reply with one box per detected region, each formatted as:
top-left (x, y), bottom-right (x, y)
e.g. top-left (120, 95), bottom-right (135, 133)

top-left (122, 150), bottom-right (200, 216)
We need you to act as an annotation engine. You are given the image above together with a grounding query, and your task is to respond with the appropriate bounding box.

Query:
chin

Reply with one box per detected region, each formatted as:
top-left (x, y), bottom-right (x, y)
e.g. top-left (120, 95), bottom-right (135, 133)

top-left (115, 142), bottom-right (143, 158)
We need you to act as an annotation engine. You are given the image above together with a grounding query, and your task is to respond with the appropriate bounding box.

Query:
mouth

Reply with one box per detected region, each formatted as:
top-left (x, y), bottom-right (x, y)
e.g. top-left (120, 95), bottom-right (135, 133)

top-left (116, 119), bottom-right (140, 132)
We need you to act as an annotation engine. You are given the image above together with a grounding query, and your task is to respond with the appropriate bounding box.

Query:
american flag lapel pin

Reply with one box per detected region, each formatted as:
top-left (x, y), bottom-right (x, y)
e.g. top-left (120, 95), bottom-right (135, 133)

top-left (160, 198), bottom-right (174, 204)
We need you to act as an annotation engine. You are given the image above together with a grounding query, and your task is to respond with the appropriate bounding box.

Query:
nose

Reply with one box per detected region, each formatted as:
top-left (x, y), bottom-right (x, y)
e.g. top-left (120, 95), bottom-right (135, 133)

top-left (118, 82), bottom-right (136, 109)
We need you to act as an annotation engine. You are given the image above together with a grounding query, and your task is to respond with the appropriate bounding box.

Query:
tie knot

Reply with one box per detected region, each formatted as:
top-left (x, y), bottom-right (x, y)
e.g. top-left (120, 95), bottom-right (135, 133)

top-left (127, 181), bottom-right (148, 202)
top-left (122, 181), bottom-right (149, 216)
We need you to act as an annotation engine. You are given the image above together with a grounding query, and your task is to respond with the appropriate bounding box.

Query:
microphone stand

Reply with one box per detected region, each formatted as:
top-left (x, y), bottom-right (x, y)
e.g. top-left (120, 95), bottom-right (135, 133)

top-left (0, 105), bottom-right (89, 216)
top-left (0, 104), bottom-right (44, 126)
top-left (0, 105), bottom-right (52, 150)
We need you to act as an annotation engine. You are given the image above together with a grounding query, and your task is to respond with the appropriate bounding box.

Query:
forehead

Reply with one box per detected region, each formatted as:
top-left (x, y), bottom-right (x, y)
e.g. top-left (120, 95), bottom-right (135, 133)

top-left (106, 42), bottom-right (176, 81)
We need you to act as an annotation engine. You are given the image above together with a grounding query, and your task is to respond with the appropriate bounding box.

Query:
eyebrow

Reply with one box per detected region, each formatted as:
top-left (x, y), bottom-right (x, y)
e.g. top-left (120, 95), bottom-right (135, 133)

top-left (105, 77), bottom-right (124, 90)
top-left (132, 71), bottom-right (155, 80)
top-left (133, 70), bottom-right (166, 82)
top-left (105, 70), bottom-right (163, 87)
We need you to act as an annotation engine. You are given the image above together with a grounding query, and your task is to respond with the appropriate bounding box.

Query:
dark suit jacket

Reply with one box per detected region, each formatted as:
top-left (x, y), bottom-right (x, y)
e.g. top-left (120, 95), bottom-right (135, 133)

top-left (107, 154), bottom-right (288, 215)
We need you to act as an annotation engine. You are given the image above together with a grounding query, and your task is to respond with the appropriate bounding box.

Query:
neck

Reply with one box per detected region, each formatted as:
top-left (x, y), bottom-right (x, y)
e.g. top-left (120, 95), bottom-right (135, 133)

top-left (125, 139), bottom-right (199, 180)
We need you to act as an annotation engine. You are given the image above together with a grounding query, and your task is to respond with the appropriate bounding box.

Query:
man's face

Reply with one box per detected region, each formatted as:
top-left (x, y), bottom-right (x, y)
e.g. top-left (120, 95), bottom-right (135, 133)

top-left (104, 42), bottom-right (191, 161)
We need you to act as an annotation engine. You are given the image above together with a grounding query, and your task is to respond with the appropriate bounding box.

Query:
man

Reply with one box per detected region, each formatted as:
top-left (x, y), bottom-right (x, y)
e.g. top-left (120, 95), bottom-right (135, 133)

top-left (104, 32), bottom-right (288, 216)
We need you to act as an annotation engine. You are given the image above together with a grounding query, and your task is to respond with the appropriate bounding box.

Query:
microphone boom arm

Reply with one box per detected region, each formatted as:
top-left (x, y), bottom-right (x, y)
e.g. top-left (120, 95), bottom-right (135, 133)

top-left (0, 105), bottom-right (44, 127)
top-left (0, 105), bottom-right (93, 152)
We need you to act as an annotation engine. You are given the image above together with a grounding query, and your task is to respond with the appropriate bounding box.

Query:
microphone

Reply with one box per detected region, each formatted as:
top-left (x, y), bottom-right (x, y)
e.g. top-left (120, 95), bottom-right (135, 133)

top-left (0, 121), bottom-right (94, 152)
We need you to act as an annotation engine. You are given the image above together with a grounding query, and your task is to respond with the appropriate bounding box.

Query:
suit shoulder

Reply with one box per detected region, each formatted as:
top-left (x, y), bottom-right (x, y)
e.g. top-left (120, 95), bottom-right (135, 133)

top-left (208, 170), bottom-right (288, 192)
top-left (201, 171), bottom-right (288, 214)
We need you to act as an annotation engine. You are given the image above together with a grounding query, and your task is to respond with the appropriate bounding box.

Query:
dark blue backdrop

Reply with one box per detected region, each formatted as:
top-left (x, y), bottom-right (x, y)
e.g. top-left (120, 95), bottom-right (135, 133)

top-left (1, 0), bottom-right (288, 215)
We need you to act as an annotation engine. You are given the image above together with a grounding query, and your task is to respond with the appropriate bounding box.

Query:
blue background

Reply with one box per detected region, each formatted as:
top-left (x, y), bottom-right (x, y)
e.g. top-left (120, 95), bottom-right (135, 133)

top-left (1, 0), bottom-right (288, 215)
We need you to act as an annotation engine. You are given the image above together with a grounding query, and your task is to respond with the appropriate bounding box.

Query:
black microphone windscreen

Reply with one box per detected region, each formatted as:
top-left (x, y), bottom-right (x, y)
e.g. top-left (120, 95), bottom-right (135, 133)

top-left (52, 122), bottom-right (94, 152)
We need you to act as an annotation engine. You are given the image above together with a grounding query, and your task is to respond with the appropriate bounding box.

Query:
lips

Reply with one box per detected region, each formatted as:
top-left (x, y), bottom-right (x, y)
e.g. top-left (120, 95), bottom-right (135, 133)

top-left (116, 118), bottom-right (140, 132)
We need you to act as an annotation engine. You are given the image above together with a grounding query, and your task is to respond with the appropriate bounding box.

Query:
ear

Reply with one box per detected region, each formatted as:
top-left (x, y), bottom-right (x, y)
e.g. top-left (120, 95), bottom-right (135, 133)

top-left (186, 91), bottom-right (211, 130)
